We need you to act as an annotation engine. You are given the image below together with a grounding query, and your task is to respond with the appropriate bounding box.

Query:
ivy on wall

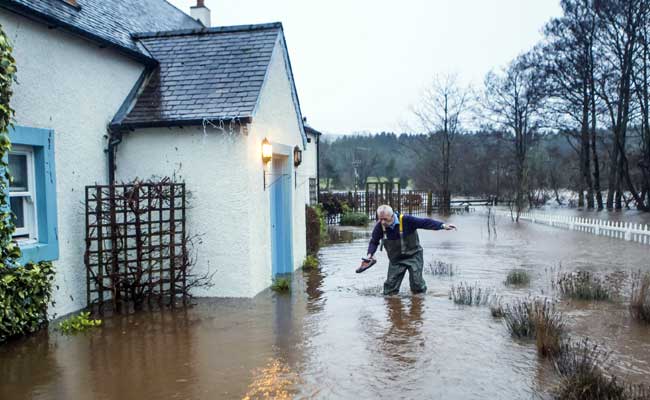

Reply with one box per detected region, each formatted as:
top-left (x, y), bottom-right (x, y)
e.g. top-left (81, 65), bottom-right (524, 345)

top-left (0, 23), bottom-right (55, 344)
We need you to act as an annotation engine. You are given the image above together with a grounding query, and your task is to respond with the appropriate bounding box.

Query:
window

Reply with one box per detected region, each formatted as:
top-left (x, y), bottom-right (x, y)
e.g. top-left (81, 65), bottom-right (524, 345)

top-left (9, 146), bottom-right (38, 242)
top-left (7, 126), bottom-right (59, 264)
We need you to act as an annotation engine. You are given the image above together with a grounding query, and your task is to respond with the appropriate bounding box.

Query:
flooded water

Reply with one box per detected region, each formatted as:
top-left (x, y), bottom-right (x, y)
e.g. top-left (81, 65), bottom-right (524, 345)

top-left (1, 213), bottom-right (649, 399)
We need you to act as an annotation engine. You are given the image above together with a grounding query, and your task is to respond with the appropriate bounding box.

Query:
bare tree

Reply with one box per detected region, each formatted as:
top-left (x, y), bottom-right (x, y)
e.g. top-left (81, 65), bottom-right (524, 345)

top-left (595, 0), bottom-right (648, 210)
top-left (483, 57), bottom-right (545, 220)
top-left (411, 73), bottom-right (471, 214)
top-left (539, 0), bottom-right (601, 209)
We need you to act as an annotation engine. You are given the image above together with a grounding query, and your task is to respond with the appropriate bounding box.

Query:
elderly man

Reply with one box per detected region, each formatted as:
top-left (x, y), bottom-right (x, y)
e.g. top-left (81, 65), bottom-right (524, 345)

top-left (364, 205), bottom-right (456, 296)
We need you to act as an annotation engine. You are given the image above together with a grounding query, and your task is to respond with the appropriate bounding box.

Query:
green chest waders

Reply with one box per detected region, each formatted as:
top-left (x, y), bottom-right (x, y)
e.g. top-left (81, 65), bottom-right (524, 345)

top-left (380, 214), bottom-right (427, 295)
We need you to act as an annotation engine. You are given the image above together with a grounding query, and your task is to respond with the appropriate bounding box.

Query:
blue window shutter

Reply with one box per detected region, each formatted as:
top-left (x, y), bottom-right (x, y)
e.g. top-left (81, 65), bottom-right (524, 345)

top-left (8, 125), bottom-right (59, 263)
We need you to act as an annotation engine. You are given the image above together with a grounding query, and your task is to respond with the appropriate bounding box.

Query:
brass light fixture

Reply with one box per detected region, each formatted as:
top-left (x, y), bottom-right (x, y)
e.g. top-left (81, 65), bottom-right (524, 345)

top-left (293, 145), bottom-right (302, 167)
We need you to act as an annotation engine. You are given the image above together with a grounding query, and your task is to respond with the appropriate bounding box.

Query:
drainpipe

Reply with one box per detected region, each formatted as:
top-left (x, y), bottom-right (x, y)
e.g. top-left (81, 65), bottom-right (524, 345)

top-left (106, 126), bottom-right (123, 185)
top-left (316, 133), bottom-right (320, 203)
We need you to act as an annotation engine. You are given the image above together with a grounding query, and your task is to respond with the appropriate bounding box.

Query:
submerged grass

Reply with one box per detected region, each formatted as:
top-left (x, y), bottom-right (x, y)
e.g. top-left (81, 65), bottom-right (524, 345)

top-left (302, 255), bottom-right (319, 270)
top-left (505, 269), bottom-right (531, 286)
top-left (271, 277), bottom-right (291, 292)
top-left (427, 260), bottom-right (455, 276)
top-left (630, 271), bottom-right (650, 324)
top-left (503, 298), bottom-right (565, 357)
top-left (449, 282), bottom-right (491, 306)
top-left (555, 271), bottom-right (611, 301)
top-left (552, 338), bottom-right (650, 400)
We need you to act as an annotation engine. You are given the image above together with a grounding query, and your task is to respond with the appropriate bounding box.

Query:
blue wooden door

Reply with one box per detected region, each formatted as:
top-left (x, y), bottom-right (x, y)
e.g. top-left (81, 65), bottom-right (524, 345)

top-left (270, 156), bottom-right (293, 276)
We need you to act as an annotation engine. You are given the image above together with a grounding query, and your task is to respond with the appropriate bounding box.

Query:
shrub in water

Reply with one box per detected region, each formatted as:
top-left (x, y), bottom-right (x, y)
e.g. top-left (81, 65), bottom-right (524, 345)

top-left (555, 271), bottom-right (611, 301)
top-left (302, 255), bottom-right (319, 270)
top-left (340, 212), bottom-right (369, 226)
top-left (59, 312), bottom-right (102, 335)
top-left (449, 282), bottom-right (492, 306)
top-left (630, 271), bottom-right (650, 324)
top-left (551, 338), bottom-right (650, 400)
top-left (505, 269), bottom-right (530, 285)
top-left (427, 260), bottom-right (455, 276)
top-left (271, 277), bottom-right (291, 292)
top-left (490, 296), bottom-right (505, 318)
top-left (503, 298), bottom-right (565, 356)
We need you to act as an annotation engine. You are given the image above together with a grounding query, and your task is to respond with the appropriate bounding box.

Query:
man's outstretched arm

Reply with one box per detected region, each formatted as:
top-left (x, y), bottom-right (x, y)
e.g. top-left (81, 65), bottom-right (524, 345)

top-left (405, 215), bottom-right (456, 230)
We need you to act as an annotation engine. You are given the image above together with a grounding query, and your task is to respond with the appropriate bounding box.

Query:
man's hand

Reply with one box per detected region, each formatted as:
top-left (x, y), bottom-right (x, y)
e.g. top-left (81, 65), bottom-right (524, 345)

top-left (442, 223), bottom-right (457, 230)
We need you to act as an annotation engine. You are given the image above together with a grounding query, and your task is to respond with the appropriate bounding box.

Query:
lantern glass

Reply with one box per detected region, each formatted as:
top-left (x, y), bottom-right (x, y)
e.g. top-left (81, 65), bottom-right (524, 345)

top-left (262, 138), bottom-right (272, 163)
top-left (293, 146), bottom-right (302, 167)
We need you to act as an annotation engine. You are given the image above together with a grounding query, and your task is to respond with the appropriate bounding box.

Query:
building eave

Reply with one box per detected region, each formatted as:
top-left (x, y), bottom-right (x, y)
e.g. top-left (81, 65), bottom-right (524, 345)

top-left (0, 2), bottom-right (158, 67)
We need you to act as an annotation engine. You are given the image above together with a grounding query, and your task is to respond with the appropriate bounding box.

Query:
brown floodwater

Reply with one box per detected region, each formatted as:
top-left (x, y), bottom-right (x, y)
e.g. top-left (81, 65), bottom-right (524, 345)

top-left (1, 212), bottom-right (649, 399)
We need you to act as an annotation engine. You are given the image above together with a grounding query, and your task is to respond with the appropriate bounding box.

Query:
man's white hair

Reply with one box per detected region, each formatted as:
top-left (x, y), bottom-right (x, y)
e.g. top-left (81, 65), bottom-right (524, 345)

top-left (377, 204), bottom-right (394, 217)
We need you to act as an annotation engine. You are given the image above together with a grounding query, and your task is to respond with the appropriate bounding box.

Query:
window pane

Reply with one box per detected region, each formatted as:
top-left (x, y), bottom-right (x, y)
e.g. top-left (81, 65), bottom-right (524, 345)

top-left (10, 196), bottom-right (25, 228)
top-left (9, 153), bottom-right (28, 191)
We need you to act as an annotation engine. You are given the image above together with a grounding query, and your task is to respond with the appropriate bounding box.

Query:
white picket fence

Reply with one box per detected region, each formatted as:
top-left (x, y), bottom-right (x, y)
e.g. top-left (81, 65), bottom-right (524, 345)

top-left (492, 210), bottom-right (650, 244)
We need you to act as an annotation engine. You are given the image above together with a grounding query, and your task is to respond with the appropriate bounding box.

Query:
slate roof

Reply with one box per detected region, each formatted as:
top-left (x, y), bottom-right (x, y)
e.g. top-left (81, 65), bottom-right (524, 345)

top-left (305, 125), bottom-right (322, 136)
top-left (1, 0), bottom-right (201, 63)
top-left (115, 23), bottom-right (282, 128)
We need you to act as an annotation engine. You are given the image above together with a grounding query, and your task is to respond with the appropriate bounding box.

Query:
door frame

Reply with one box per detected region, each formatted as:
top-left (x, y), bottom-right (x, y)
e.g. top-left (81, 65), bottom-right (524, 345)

top-left (269, 143), bottom-right (294, 277)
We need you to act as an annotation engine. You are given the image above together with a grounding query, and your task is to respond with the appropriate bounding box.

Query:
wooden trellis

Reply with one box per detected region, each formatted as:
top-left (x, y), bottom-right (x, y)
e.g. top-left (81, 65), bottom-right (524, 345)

top-left (84, 180), bottom-right (187, 311)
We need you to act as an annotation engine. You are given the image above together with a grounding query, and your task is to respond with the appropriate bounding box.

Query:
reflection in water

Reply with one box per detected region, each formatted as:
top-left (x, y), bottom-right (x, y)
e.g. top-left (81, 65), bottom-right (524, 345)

top-left (242, 359), bottom-right (300, 400)
top-left (379, 296), bottom-right (425, 367)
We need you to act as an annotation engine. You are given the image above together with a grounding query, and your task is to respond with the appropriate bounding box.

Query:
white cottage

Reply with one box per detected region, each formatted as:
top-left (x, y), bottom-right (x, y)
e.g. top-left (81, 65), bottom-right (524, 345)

top-left (0, 0), bottom-right (316, 317)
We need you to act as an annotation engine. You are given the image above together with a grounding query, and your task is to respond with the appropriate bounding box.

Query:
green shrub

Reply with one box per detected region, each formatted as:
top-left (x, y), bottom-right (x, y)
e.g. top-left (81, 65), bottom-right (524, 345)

top-left (1, 262), bottom-right (56, 343)
top-left (505, 269), bottom-right (530, 285)
top-left (449, 282), bottom-right (492, 306)
top-left (630, 271), bottom-right (650, 324)
top-left (302, 255), bottom-right (319, 270)
top-left (306, 205), bottom-right (326, 255)
top-left (0, 24), bottom-right (57, 343)
top-left (555, 271), bottom-right (611, 301)
top-left (271, 277), bottom-right (291, 292)
top-left (59, 312), bottom-right (102, 335)
top-left (340, 212), bottom-right (369, 226)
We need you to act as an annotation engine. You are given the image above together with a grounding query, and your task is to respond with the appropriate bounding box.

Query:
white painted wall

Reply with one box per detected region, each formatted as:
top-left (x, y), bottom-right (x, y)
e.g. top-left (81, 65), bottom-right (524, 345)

top-left (116, 124), bottom-right (260, 297)
top-left (247, 35), bottom-right (307, 294)
top-left (0, 9), bottom-right (145, 318)
top-left (118, 36), bottom-right (308, 298)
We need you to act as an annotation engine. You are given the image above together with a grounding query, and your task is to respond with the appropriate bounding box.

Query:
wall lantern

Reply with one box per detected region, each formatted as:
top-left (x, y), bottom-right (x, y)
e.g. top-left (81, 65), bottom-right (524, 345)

top-left (293, 145), bottom-right (302, 167)
top-left (262, 138), bottom-right (272, 164)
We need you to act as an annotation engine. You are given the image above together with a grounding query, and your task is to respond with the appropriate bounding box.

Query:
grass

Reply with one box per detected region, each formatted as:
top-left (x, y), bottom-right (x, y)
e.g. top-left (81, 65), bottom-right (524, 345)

top-left (503, 298), bottom-right (565, 357)
top-left (630, 271), bottom-right (650, 324)
top-left (302, 255), bottom-right (319, 270)
top-left (340, 212), bottom-right (369, 226)
top-left (427, 260), bottom-right (455, 276)
top-left (449, 282), bottom-right (492, 306)
top-left (555, 271), bottom-right (611, 301)
top-left (552, 338), bottom-right (650, 400)
top-left (505, 269), bottom-right (531, 286)
top-left (271, 277), bottom-right (291, 292)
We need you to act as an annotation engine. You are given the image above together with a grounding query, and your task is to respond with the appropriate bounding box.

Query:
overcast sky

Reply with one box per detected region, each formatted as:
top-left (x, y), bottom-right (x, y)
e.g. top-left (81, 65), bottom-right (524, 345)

top-left (167, 0), bottom-right (562, 135)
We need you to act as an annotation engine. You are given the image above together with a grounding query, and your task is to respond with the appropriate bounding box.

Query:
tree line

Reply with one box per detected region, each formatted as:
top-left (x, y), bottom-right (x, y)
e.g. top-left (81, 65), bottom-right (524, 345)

top-left (320, 0), bottom-right (650, 218)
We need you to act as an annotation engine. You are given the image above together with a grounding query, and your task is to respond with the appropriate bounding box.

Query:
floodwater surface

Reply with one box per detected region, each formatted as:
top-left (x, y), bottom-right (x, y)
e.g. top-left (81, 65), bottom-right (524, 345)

top-left (1, 212), bottom-right (649, 399)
